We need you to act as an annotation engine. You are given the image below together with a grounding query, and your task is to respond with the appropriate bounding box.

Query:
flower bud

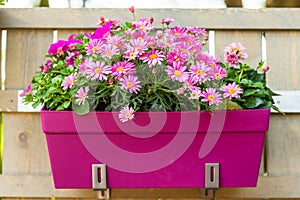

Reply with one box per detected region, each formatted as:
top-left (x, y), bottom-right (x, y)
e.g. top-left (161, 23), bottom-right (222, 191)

top-left (128, 6), bottom-right (135, 13)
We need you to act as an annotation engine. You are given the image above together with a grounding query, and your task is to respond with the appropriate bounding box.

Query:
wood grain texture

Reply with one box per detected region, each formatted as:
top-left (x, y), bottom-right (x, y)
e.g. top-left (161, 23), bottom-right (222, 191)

top-left (267, 114), bottom-right (300, 176)
top-left (1, 8), bottom-right (300, 30)
top-left (2, 113), bottom-right (51, 174)
top-left (0, 90), bottom-right (18, 112)
top-left (5, 29), bottom-right (52, 89)
top-left (57, 29), bottom-right (94, 40)
top-left (266, 31), bottom-right (300, 90)
top-left (0, 29), bottom-right (2, 87)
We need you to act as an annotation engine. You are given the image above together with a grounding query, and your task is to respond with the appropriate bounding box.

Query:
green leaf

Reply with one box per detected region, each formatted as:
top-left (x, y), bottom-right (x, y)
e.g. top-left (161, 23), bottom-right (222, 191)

top-left (73, 101), bottom-right (90, 115)
top-left (63, 101), bottom-right (71, 109)
top-left (244, 96), bottom-right (264, 108)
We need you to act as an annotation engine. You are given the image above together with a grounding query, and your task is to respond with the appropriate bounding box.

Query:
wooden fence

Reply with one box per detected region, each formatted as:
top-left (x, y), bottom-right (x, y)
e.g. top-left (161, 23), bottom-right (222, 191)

top-left (0, 8), bottom-right (300, 199)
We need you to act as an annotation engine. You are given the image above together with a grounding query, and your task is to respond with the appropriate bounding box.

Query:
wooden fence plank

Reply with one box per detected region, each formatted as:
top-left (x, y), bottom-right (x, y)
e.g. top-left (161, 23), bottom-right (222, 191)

top-left (0, 29), bottom-right (2, 87)
top-left (266, 31), bottom-right (300, 90)
top-left (267, 114), bottom-right (300, 176)
top-left (215, 30), bottom-right (262, 69)
top-left (5, 29), bottom-right (52, 89)
top-left (2, 113), bottom-right (51, 175)
top-left (2, 8), bottom-right (300, 30)
top-left (0, 175), bottom-right (300, 198)
top-left (57, 29), bottom-right (94, 41)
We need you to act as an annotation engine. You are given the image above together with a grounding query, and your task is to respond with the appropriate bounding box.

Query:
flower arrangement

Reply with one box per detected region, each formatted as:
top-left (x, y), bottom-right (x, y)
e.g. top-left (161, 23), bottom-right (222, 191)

top-left (21, 7), bottom-right (280, 122)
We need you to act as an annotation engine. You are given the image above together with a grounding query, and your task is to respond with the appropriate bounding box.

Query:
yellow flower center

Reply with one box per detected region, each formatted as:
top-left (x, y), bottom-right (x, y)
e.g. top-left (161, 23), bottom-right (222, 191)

top-left (228, 88), bottom-right (236, 94)
top-left (164, 42), bottom-right (170, 47)
top-left (92, 46), bottom-right (98, 52)
top-left (117, 66), bottom-right (124, 72)
top-left (196, 70), bottom-right (203, 75)
top-left (125, 112), bottom-right (131, 119)
top-left (181, 48), bottom-right (187, 53)
top-left (106, 51), bottom-right (112, 56)
top-left (208, 95), bottom-right (215, 101)
top-left (214, 73), bottom-right (221, 79)
top-left (149, 54), bottom-right (157, 59)
top-left (94, 68), bottom-right (102, 74)
top-left (81, 93), bottom-right (87, 99)
top-left (68, 79), bottom-right (74, 85)
top-left (126, 82), bottom-right (133, 88)
top-left (139, 25), bottom-right (146, 30)
top-left (210, 62), bottom-right (216, 67)
top-left (174, 70), bottom-right (182, 77)
top-left (130, 52), bottom-right (136, 59)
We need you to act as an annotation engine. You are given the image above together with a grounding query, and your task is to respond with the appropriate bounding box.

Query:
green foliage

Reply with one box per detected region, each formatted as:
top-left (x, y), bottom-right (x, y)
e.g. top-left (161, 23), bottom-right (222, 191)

top-left (222, 61), bottom-right (281, 112)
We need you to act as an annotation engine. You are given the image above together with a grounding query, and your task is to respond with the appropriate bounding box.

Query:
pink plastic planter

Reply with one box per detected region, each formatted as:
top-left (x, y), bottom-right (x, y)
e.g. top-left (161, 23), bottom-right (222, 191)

top-left (41, 109), bottom-right (270, 189)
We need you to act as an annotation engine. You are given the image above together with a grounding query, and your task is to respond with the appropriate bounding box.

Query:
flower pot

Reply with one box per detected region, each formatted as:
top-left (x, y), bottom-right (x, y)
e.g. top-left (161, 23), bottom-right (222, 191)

top-left (41, 108), bottom-right (270, 189)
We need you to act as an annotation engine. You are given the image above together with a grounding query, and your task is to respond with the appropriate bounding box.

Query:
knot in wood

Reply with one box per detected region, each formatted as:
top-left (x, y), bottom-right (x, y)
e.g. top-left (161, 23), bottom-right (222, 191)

top-left (18, 132), bottom-right (28, 142)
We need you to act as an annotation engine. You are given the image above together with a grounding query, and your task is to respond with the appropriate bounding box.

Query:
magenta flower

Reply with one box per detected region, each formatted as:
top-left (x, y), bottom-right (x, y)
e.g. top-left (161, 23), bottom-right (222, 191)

top-left (166, 62), bottom-right (189, 82)
top-left (141, 49), bottom-right (166, 67)
top-left (189, 62), bottom-right (210, 83)
top-left (19, 84), bottom-right (31, 97)
top-left (61, 74), bottom-right (76, 90)
top-left (220, 82), bottom-right (243, 100)
top-left (75, 87), bottom-right (89, 105)
top-left (119, 106), bottom-right (135, 122)
top-left (48, 40), bottom-right (69, 56)
top-left (120, 75), bottom-right (141, 94)
top-left (40, 60), bottom-right (52, 73)
top-left (86, 39), bottom-right (103, 55)
top-left (66, 51), bottom-right (80, 66)
top-left (201, 88), bottom-right (222, 106)
top-left (85, 61), bottom-right (112, 80)
top-left (111, 61), bottom-right (136, 79)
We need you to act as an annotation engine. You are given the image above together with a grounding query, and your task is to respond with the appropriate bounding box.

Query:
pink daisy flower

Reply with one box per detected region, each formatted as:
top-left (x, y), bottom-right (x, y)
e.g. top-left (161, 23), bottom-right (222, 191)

top-left (86, 39), bottom-right (103, 55)
top-left (85, 61), bottom-right (112, 80)
top-left (132, 18), bottom-right (154, 31)
top-left (111, 61), bottom-right (136, 79)
top-left (61, 74), bottom-right (77, 90)
top-left (120, 75), bottom-right (141, 94)
top-left (141, 49), bottom-right (166, 67)
top-left (210, 65), bottom-right (227, 80)
top-left (75, 87), bottom-right (89, 105)
top-left (119, 106), bottom-right (135, 122)
top-left (129, 39), bottom-right (148, 56)
top-left (167, 51), bottom-right (185, 65)
top-left (224, 42), bottom-right (248, 67)
top-left (124, 48), bottom-right (138, 60)
top-left (190, 62), bottom-right (210, 83)
top-left (189, 88), bottom-right (202, 100)
top-left (201, 88), bottom-right (222, 106)
top-left (220, 82), bottom-right (243, 100)
top-left (100, 44), bottom-right (119, 59)
top-left (166, 62), bottom-right (189, 82)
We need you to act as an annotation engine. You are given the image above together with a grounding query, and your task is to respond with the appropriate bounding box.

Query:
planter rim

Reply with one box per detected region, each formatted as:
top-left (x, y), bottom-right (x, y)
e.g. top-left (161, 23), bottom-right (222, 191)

top-left (40, 108), bottom-right (270, 134)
